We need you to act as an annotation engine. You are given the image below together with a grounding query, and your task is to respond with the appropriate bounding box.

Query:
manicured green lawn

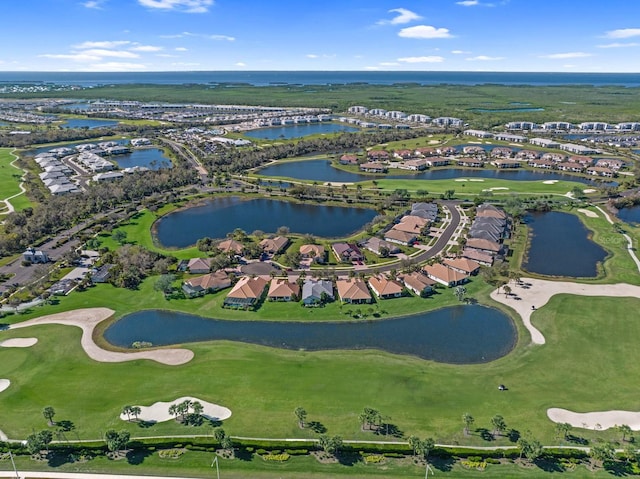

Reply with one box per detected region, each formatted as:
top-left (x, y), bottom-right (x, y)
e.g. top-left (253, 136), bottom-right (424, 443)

top-left (0, 147), bottom-right (32, 212)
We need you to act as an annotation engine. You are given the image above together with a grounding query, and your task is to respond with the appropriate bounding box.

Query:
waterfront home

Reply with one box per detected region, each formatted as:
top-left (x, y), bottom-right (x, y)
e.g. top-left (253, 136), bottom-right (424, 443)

top-left (516, 150), bottom-right (541, 160)
top-left (425, 157), bottom-right (450, 167)
top-left (400, 271), bottom-right (436, 296)
top-left (529, 138), bottom-right (560, 148)
top-left (259, 236), bottom-right (289, 255)
top-left (336, 278), bottom-right (372, 304)
top-left (423, 263), bottom-right (469, 287)
top-left (393, 149), bottom-right (414, 160)
top-left (223, 276), bottom-right (268, 309)
top-left (348, 106), bottom-right (368, 114)
top-left (131, 138), bottom-right (151, 146)
top-left (568, 155), bottom-right (594, 167)
top-left (465, 237), bottom-right (502, 255)
top-left (443, 257), bottom-right (481, 276)
top-left (490, 147), bottom-right (514, 158)
top-left (399, 158), bottom-right (428, 171)
top-left (368, 275), bottom-right (404, 299)
top-left (494, 133), bottom-right (527, 142)
top-left (528, 159), bottom-right (556, 169)
top-left (557, 162), bottom-right (584, 173)
top-left (267, 278), bottom-right (301, 302)
top-left (362, 237), bottom-right (400, 256)
top-left (187, 257), bottom-right (211, 274)
top-left (476, 203), bottom-right (508, 220)
top-left (437, 146), bottom-right (457, 156)
top-left (541, 152), bottom-right (567, 163)
top-left (492, 159), bottom-right (521, 169)
top-left (359, 161), bottom-right (387, 173)
top-left (182, 270), bottom-right (231, 297)
top-left (586, 166), bottom-right (615, 177)
top-left (462, 248), bottom-right (494, 266)
top-left (339, 154), bottom-right (359, 165)
top-left (462, 146), bottom-right (486, 156)
top-left (415, 147), bottom-right (437, 157)
top-left (367, 150), bottom-right (390, 161)
top-left (23, 247), bottom-right (49, 264)
top-left (595, 158), bottom-right (625, 170)
top-left (299, 244), bottom-right (326, 262)
top-left (332, 242), bottom-right (364, 263)
top-left (463, 129), bottom-right (492, 138)
top-left (217, 239), bottom-right (245, 255)
top-left (457, 158), bottom-right (484, 168)
top-left (302, 279), bottom-right (334, 306)
top-left (383, 228), bottom-right (417, 246)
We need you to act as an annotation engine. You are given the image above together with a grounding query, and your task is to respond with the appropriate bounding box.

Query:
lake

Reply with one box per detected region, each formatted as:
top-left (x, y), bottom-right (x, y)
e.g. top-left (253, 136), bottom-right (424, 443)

top-left (61, 118), bottom-right (119, 129)
top-left (244, 123), bottom-right (359, 140)
top-left (616, 205), bottom-right (640, 225)
top-left (154, 196), bottom-right (378, 248)
top-left (103, 305), bottom-right (517, 364)
top-left (522, 211), bottom-right (607, 277)
top-left (112, 148), bottom-right (172, 170)
top-left (257, 159), bottom-right (601, 185)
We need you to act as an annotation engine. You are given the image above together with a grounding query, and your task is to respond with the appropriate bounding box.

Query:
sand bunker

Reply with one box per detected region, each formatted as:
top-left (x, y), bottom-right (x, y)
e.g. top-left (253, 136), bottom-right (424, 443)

top-left (577, 208), bottom-right (598, 218)
top-left (454, 179), bottom-right (468, 182)
top-left (119, 396), bottom-right (231, 423)
top-left (548, 408), bottom-right (640, 431)
top-left (0, 337), bottom-right (38, 348)
top-left (8, 308), bottom-right (193, 366)
top-left (583, 188), bottom-right (596, 193)
top-left (490, 278), bottom-right (640, 345)
top-left (542, 180), bottom-right (558, 184)
top-left (0, 379), bottom-right (10, 393)
top-left (482, 187), bottom-right (509, 191)
top-left (469, 179), bottom-right (485, 182)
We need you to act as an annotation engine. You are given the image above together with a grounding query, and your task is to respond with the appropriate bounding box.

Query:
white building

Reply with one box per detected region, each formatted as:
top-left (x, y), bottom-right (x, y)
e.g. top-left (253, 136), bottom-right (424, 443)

top-left (529, 138), bottom-right (560, 148)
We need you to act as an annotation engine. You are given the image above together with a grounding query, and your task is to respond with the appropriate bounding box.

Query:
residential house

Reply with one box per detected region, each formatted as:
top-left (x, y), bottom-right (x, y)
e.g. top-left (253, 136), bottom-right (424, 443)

top-left (529, 138), bottom-right (560, 148)
top-left (557, 162), bottom-right (584, 173)
top-left (301, 279), bottom-right (334, 306)
top-left (362, 237), bottom-right (400, 256)
top-left (462, 146), bottom-right (486, 156)
top-left (90, 264), bottom-right (114, 283)
top-left (462, 248), bottom-right (494, 266)
top-left (443, 257), bottom-right (481, 276)
top-left (187, 257), bottom-right (211, 274)
top-left (267, 278), bottom-right (301, 302)
top-left (223, 276), bottom-right (268, 309)
top-left (516, 150), bottom-right (541, 160)
top-left (182, 270), bottom-right (232, 297)
top-left (465, 237), bottom-right (503, 255)
top-left (437, 146), bottom-right (457, 156)
top-left (595, 158), bottom-right (625, 170)
top-left (463, 129), bottom-right (492, 138)
top-left (492, 159), bottom-right (521, 169)
top-left (359, 162), bottom-right (387, 173)
top-left (367, 150), bottom-right (390, 161)
top-left (384, 228), bottom-right (417, 246)
top-left (400, 271), bottom-right (436, 296)
top-left (399, 158), bottom-right (428, 171)
top-left (260, 236), bottom-right (289, 255)
top-left (528, 159), bottom-right (556, 169)
top-left (336, 278), bottom-right (372, 304)
top-left (23, 247), bottom-right (49, 264)
top-left (411, 202), bottom-right (438, 222)
top-left (541, 152), bottom-right (567, 163)
top-left (490, 147), bottom-right (513, 158)
top-left (493, 133), bottom-right (527, 142)
top-left (568, 155), bottom-right (594, 167)
top-left (217, 239), bottom-right (245, 255)
top-left (299, 244), bottom-right (326, 262)
top-left (415, 147), bottom-right (437, 157)
top-left (393, 149), bottom-right (413, 160)
top-left (424, 157), bottom-right (450, 167)
top-left (395, 215), bottom-right (429, 235)
top-left (457, 158), bottom-right (484, 168)
top-left (368, 275), bottom-right (404, 299)
top-left (586, 166), bottom-right (615, 177)
top-left (423, 263), bottom-right (469, 287)
top-left (332, 243), bottom-right (364, 263)
top-left (339, 154), bottom-right (359, 165)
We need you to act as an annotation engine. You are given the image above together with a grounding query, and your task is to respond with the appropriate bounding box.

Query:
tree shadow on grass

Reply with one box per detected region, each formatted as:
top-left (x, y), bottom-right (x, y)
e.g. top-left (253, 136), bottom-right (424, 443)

top-left (604, 460), bottom-right (633, 476)
top-left (431, 456), bottom-right (455, 472)
top-left (508, 428), bottom-right (521, 443)
top-left (233, 448), bottom-right (253, 462)
top-left (136, 420), bottom-right (156, 428)
top-left (534, 456), bottom-right (564, 473)
top-left (56, 420), bottom-right (75, 432)
top-left (307, 421), bottom-right (327, 434)
top-left (475, 428), bottom-right (495, 442)
top-left (567, 434), bottom-right (589, 445)
top-left (374, 422), bottom-right (404, 438)
top-left (126, 448), bottom-right (153, 465)
top-left (337, 452), bottom-right (361, 466)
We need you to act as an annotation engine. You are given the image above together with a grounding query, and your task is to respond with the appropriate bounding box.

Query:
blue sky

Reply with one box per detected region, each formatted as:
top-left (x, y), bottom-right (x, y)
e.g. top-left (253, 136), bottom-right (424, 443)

top-left (1, 0), bottom-right (640, 72)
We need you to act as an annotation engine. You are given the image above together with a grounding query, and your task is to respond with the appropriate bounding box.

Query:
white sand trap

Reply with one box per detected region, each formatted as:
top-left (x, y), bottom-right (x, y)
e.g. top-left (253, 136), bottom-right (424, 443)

top-left (469, 179), bottom-right (485, 182)
top-left (0, 337), bottom-right (38, 348)
top-left (491, 278), bottom-right (640, 345)
top-left (542, 180), bottom-right (558, 184)
top-left (8, 308), bottom-right (193, 366)
top-left (0, 379), bottom-right (10, 393)
top-left (454, 179), bottom-right (468, 182)
top-left (577, 208), bottom-right (598, 218)
top-left (583, 188), bottom-right (596, 193)
top-left (120, 396), bottom-right (231, 423)
top-left (482, 187), bottom-right (509, 191)
top-left (548, 408), bottom-right (640, 431)
top-left (0, 429), bottom-right (7, 441)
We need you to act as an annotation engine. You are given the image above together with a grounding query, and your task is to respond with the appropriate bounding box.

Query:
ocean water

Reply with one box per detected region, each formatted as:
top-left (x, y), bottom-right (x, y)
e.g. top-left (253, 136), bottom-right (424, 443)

top-left (1, 71), bottom-right (640, 87)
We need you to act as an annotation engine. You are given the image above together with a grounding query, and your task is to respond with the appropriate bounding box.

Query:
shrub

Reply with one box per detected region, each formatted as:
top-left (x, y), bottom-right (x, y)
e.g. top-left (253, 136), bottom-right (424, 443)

top-left (382, 452), bottom-right (405, 458)
top-left (461, 459), bottom-right (486, 470)
top-left (486, 458), bottom-right (500, 464)
top-left (285, 449), bottom-right (308, 455)
top-left (158, 448), bottom-right (185, 459)
top-left (262, 453), bottom-right (290, 462)
top-left (255, 449), bottom-right (268, 455)
top-left (364, 454), bottom-right (385, 464)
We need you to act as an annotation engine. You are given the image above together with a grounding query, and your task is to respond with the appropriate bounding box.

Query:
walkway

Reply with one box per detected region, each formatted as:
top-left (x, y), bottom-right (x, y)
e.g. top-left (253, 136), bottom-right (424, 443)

top-left (594, 205), bottom-right (640, 273)
top-left (0, 149), bottom-right (26, 215)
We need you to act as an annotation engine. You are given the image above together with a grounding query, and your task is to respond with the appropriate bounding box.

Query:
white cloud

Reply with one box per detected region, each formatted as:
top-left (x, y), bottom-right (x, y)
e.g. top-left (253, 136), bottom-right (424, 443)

top-left (175, 47), bottom-right (188, 51)
top-left (451, 50), bottom-right (470, 54)
top-left (364, 66), bottom-right (380, 70)
top-left (130, 45), bottom-right (163, 52)
top-left (82, 0), bottom-right (105, 9)
top-left (235, 62), bottom-right (246, 67)
top-left (605, 28), bottom-right (640, 39)
top-left (540, 52), bottom-right (592, 59)
top-left (379, 62), bottom-right (400, 66)
top-left (208, 35), bottom-right (235, 41)
top-left (162, 32), bottom-right (234, 41)
top-left (90, 62), bottom-right (146, 70)
top-left (306, 54), bottom-right (319, 59)
top-left (138, 0), bottom-right (213, 13)
top-left (457, 0), bottom-right (479, 5)
top-left (398, 25), bottom-right (453, 39)
top-left (378, 8), bottom-right (422, 25)
top-left (39, 53), bottom-right (102, 62)
top-left (156, 54), bottom-right (178, 58)
top-left (597, 42), bottom-right (639, 48)
top-left (171, 62), bottom-right (200, 66)
top-left (398, 56), bottom-right (444, 63)
top-left (466, 55), bottom-right (504, 61)
top-left (74, 40), bottom-right (131, 49)
top-left (82, 49), bottom-right (139, 58)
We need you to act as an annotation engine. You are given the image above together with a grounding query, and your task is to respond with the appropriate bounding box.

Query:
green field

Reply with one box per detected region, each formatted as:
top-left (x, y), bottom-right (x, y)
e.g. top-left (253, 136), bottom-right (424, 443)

top-left (0, 147), bottom-right (31, 213)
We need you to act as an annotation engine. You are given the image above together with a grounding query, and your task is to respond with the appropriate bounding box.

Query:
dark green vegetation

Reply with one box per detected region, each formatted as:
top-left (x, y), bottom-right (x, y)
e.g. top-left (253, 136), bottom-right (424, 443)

top-left (6, 83), bottom-right (640, 127)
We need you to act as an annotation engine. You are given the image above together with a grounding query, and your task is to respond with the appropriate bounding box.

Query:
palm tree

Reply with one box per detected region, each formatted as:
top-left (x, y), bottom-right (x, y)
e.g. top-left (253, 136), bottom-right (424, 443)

top-left (294, 407), bottom-right (307, 429)
top-left (122, 405), bottom-right (133, 421)
top-left (423, 437), bottom-right (435, 464)
top-left (454, 285), bottom-right (467, 302)
top-left (491, 414), bottom-right (507, 438)
top-left (462, 413), bottom-right (474, 436)
top-left (408, 435), bottom-right (424, 457)
top-left (554, 422), bottom-right (572, 442)
top-left (618, 424), bottom-right (633, 442)
top-left (42, 406), bottom-right (56, 426)
top-left (192, 401), bottom-right (204, 417)
top-left (213, 427), bottom-right (226, 443)
top-left (168, 404), bottom-right (179, 421)
top-left (130, 406), bottom-right (141, 421)
top-left (503, 284), bottom-right (512, 297)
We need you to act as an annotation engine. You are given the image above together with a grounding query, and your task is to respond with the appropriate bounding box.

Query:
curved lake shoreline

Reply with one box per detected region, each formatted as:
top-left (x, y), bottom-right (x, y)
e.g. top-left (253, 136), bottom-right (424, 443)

top-left (153, 196), bottom-right (378, 248)
top-left (103, 305), bottom-right (517, 364)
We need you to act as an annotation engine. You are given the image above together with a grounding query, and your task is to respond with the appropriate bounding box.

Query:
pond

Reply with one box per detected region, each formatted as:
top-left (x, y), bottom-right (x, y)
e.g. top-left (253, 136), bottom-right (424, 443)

top-left (257, 159), bottom-right (602, 185)
top-left (244, 123), bottom-right (359, 140)
top-left (112, 148), bottom-right (172, 170)
top-left (616, 205), bottom-right (640, 225)
top-left (154, 196), bottom-right (378, 248)
top-left (103, 305), bottom-right (517, 364)
top-left (61, 118), bottom-right (119, 129)
top-left (522, 211), bottom-right (607, 277)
